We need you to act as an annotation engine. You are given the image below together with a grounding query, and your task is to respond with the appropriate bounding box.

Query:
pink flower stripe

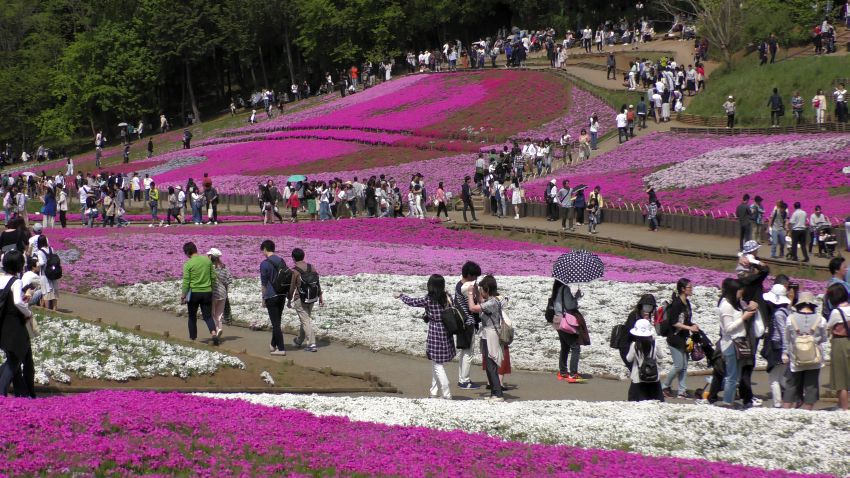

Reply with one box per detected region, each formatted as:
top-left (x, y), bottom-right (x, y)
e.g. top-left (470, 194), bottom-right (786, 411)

top-left (225, 75), bottom-right (429, 135)
top-left (291, 74), bottom-right (488, 132)
top-left (0, 391), bottom-right (829, 477)
top-left (44, 219), bottom-right (808, 292)
top-left (512, 86), bottom-right (616, 141)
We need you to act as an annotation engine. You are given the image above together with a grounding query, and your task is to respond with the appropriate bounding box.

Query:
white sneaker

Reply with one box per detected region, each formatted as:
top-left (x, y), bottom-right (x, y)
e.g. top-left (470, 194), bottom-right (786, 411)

top-left (751, 397), bottom-right (763, 407)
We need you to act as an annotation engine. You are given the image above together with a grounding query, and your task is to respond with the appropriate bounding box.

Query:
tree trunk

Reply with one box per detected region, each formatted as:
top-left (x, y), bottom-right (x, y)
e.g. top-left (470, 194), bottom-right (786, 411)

top-left (249, 62), bottom-right (258, 90)
top-left (180, 65), bottom-right (186, 127)
top-left (185, 59), bottom-right (201, 124)
top-left (283, 19), bottom-right (297, 82)
top-left (258, 45), bottom-right (269, 89)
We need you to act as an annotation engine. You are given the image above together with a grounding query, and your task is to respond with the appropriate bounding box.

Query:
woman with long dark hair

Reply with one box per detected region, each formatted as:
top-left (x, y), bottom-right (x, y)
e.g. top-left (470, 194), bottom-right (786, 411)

top-left (662, 278), bottom-right (699, 399)
top-left (717, 278), bottom-right (758, 407)
top-left (0, 250), bottom-right (35, 397)
top-left (467, 275), bottom-right (509, 400)
top-left (395, 274), bottom-right (455, 399)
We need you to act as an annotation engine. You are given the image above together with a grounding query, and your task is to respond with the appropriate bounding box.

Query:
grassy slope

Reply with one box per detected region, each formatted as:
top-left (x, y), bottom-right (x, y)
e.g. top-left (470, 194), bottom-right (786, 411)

top-left (686, 56), bottom-right (848, 126)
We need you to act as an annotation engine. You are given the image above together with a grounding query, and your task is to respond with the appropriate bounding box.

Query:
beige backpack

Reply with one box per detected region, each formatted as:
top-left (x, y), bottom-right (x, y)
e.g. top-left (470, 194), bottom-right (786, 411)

top-left (789, 316), bottom-right (821, 368)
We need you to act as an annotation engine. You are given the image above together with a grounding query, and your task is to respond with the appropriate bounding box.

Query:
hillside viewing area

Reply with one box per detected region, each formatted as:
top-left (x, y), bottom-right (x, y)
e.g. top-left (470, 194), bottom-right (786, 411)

top-left (1, 0), bottom-right (850, 476)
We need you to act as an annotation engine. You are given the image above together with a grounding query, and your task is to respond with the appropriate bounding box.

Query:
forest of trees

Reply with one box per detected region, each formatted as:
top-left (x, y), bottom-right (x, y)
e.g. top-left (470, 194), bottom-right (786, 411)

top-left (0, 0), bottom-right (831, 151)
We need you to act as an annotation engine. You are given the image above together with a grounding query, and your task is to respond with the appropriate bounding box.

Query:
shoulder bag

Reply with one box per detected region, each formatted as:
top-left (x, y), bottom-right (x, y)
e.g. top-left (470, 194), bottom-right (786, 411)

top-left (440, 295), bottom-right (465, 336)
top-left (496, 299), bottom-right (514, 345)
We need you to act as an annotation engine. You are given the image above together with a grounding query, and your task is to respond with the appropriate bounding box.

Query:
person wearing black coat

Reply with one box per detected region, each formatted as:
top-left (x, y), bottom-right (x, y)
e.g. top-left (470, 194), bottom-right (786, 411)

top-left (618, 294), bottom-right (657, 368)
top-left (0, 250), bottom-right (35, 398)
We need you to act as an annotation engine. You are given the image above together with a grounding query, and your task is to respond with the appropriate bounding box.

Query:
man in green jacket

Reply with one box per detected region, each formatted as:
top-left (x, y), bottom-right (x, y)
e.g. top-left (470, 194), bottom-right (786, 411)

top-left (181, 241), bottom-right (219, 344)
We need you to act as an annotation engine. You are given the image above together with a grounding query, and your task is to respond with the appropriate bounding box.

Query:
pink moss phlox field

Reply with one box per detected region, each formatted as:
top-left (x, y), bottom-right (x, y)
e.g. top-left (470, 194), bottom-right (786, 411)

top-left (0, 391), bottom-right (831, 477)
top-left (522, 132), bottom-right (850, 218)
top-left (513, 86), bottom-right (615, 142)
top-left (47, 218), bottom-right (787, 291)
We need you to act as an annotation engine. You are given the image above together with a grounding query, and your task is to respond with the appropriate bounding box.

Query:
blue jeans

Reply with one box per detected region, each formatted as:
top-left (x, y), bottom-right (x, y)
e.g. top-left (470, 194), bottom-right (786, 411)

top-left (770, 228), bottom-right (785, 257)
top-left (722, 345), bottom-right (743, 404)
top-left (192, 204), bottom-right (201, 223)
top-left (590, 131), bottom-right (598, 149)
top-left (151, 205), bottom-right (159, 221)
top-left (319, 202), bottom-right (331, 220)
top-left (663, 345), bottom-right (688, 394)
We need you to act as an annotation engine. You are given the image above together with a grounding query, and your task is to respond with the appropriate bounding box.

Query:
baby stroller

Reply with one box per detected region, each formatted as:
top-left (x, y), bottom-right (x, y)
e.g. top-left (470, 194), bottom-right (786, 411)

top-left (817, 225), bottom-right (838, 258)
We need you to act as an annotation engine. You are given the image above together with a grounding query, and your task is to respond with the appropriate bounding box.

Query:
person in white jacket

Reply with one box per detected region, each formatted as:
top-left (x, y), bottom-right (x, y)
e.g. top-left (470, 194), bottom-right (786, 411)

top-left (717, 278), bottom-right (759, 406)
top-left (626, 318), bottom-right (665, 401)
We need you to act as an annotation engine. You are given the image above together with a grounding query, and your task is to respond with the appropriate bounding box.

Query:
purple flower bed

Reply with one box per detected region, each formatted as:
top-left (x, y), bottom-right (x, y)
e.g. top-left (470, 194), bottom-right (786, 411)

top-left (513, 87), bottom-right (616, 141)
top-left (0, 391), bottom-right (829, 477)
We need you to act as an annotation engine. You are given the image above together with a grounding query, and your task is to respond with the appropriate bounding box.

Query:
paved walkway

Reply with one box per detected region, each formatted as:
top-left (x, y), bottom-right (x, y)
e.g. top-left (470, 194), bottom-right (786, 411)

top-left (60, 293), bottom-right (631, 401)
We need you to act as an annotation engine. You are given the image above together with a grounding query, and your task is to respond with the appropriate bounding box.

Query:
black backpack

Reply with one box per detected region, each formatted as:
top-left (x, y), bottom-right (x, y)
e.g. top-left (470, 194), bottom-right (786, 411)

top-left (294, 264), bottom-right (320, 303)
top-left (268, 257), bottom-right (292, 295)
top-left (637, 343), bottom-right (659, 382)
top-left (43, 247), bottom-right (62, 281)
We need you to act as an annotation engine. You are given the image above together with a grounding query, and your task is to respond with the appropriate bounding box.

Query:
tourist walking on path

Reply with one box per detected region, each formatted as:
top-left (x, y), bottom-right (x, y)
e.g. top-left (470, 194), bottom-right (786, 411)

top-left (789, 202), bottom-right (809, 262)
top-left (768, 88), bottom-right (784, 127)
top-left (260, 240), bottom-right (288, 356)
top-left (396, 274), bottom-right (456, 399)
top-left (455, 261), bottom-right (481, 390)
top-left (825, 283), bottom-right (850, 410)
top-left (723, 96), bottom-right (736, 128)
top-left (42, 186), bottom-right (56, 229)
top-left (735, 194), bottom-right (753, 251)
top-left (782, 291), bottom-right (826, 410)
top-left (288, 248), bottom-right (323, 353)
top-left (557, 180), bottom-right (575, 231)
top-left (460, 176), bottom-right (477, 223)
top-left (617, 294), bottom-right (657, 369)
top-left (791, 91), bottom-right (804, 125)
top-left (434, 182), bottom-right (449, 220)
top-left (812, 89), bottom-right (828, 125)
top-left (661, 279), bottom-right (698, 399)
top-left (763, 283), bottom-right (791, 407)
top-left (208, 248), bottom-right (230, 340)
top-left (56, 185), bottom-right (67, 228)
top-left (181, 242), bottom-right (218, 345)
top-left (751, 196), bottom-right (765, 244)
top-left (834, 83), bottom-right (848, 123)
top-left (717, 278), bottom-right (759, 407)
top-left (34, 235), bottom-right (59, 311)
top-left (589, 114), bottom-right (599, 150)
top-left (736, 240), bottom-right (769, 408)
top-left (0, 251), bottom-right (35, 398)
top-left (768, 200), bottom-right (788, 258)
top-left (626, 318), bottom-right (665, 402)
top-left (550, 279), bottom-right (584, 383)
top-left (466, 275), bottom-right (507, 401)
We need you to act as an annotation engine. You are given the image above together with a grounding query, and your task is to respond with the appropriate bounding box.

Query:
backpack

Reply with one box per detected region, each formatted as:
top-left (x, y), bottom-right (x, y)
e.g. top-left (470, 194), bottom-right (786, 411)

top-left (654, 300), bottom-right (671, 336)
top-left (294, 264), bottom-right (320, 304)
top-left (268, 257), bottom-right (292, 296)
top-left (637, 343), bottom-right (659, 382)
top-left (43, 247), bottom-right (62, 281)
top-left (440, 295), bottom-right (465, 335)
top-left (789, 316), bottom-right (822, 368)
top-left (496, 299), bottom-right (514, 345)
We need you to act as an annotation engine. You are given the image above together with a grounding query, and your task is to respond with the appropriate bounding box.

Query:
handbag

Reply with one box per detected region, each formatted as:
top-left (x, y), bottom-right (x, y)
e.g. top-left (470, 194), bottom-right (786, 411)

top-left (440, 295), bottom-right (465, 336)
top-left (558, 312), bottom-right (580, 334)
top-left (732, 337), bottom-right (753, 360)
top-left (496, 299), bottom-right (514, 345)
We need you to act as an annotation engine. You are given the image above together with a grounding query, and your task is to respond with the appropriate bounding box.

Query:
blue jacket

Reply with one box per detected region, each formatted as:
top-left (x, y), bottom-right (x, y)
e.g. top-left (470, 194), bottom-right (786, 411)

top-left (43, 193), bottom-right (57, 216)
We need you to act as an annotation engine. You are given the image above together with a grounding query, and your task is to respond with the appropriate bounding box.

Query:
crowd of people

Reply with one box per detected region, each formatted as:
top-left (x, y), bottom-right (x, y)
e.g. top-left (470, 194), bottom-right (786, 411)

top-left (378, 243), bottom-right (850, 409)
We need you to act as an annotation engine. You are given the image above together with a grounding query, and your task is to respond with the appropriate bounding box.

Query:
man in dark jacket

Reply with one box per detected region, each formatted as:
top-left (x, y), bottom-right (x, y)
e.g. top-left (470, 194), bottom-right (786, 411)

top-left (735, 194), bottom-right (753, 251)
top-left (461, 176), bottom-right (477, 223)
top-left (767, 88), bottom-right (784, 127)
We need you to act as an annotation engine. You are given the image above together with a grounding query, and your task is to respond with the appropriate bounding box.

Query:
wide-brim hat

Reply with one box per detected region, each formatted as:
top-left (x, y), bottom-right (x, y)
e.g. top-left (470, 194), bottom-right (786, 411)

top-left (741, 240), bottom-right (760, 254)
top-left (206, 248), bottom-right (222, 257)
top-left (763, 284), bottom-right (790, 305)
top-left (630, 318), bottom-right (654, 337)
top-left (796, 291), bottom-right (818, 308)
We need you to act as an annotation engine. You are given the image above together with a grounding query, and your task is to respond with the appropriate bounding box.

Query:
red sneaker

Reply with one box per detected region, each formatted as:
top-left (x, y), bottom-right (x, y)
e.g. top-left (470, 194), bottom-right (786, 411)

top-left (564, 374), bottom-right (579, 383)
top-left (557, 372), bottom-right (567, 381)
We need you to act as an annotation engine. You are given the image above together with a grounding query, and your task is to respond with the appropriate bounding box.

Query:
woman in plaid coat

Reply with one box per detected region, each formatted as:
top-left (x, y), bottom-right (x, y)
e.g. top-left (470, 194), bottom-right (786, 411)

top-left (396, 274), bottom-right (456, 399)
